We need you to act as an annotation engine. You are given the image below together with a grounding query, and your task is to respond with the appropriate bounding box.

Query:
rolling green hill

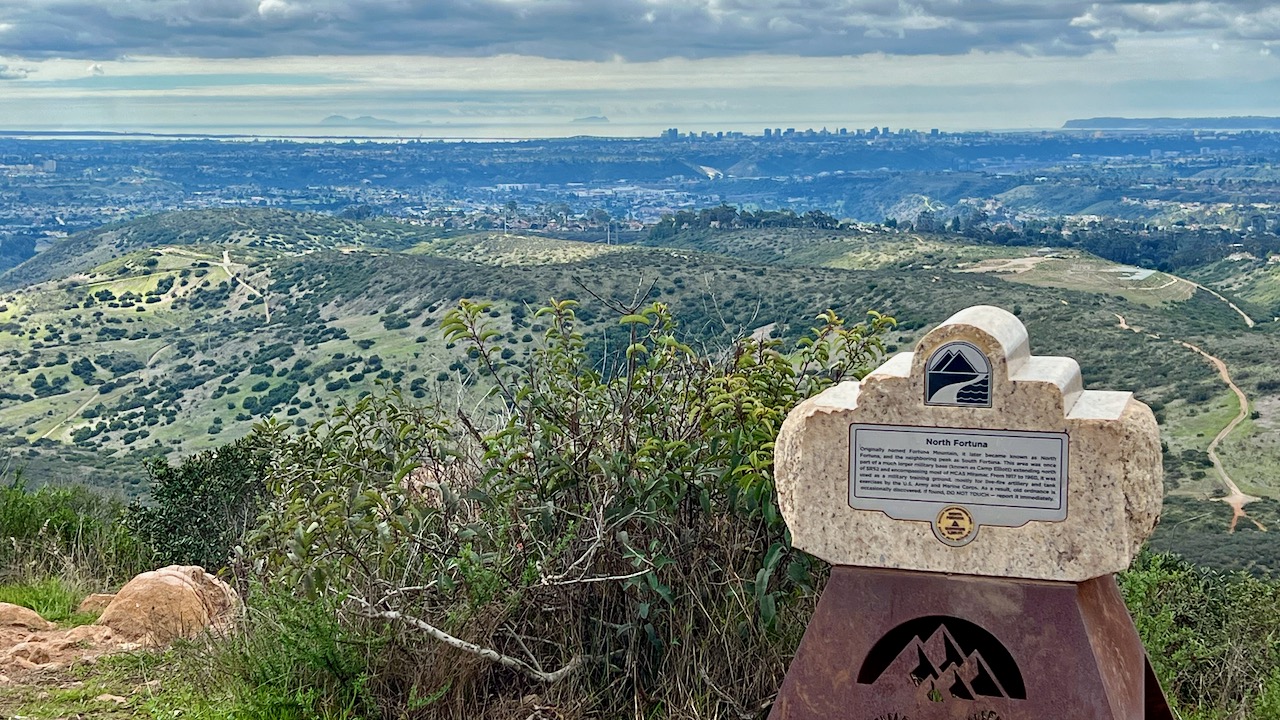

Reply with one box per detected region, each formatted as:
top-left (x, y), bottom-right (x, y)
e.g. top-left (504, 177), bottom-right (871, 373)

top-left (0, 208), bottom-right (440, 290)
top-left (1, 209), bottom-right (1276, 571)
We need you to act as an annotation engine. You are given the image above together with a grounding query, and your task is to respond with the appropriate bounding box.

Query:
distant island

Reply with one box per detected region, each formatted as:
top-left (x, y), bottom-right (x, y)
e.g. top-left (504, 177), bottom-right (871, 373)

top-left (572, 116), bottom-right (610, 124)
top-left (1064, 116), bottom-right (1280, 130)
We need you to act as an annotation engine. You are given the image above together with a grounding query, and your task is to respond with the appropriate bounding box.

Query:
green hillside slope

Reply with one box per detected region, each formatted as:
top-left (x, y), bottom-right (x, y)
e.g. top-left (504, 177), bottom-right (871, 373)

top-left (0, 208), bottom-right (439, 290)
top-left (1, 210), bottom-right (1276, 570)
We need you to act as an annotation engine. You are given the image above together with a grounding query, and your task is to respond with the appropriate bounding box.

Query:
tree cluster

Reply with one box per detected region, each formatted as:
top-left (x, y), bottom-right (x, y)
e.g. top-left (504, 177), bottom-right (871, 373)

top-left (649, 204), bottom-right (839, 241)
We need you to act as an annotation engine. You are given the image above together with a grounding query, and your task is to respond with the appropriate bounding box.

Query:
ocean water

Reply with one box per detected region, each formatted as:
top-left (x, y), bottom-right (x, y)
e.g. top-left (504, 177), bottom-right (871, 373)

top-left (0, 121), bottom-right (682, 142)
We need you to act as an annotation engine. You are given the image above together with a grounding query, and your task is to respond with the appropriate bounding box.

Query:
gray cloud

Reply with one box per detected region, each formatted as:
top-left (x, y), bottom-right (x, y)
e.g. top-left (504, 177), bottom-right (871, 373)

top-left (0, 0), bottom-right (1271, 62)
top-left (1077, 1), bottom-right (1280, 42)
top-left (0, 63), bottom-right (28, 79)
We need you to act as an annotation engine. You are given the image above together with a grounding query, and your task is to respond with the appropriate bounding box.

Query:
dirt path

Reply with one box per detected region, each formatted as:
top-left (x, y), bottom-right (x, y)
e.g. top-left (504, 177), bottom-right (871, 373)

top-left (146, 342), bottom-right (173, 367)
top-left (1115, 314), bottom-right (1265, 532)
top-left (750, 322), bottom-right (776, 342)
top-left (37, 389), bottom-right (103, 441)
top-left (1177, 338), bottom-right (1266, 532)
top-left (218, 249), bottom-right (271, 323)
top-left (38, 343), bottom-right (172, 441)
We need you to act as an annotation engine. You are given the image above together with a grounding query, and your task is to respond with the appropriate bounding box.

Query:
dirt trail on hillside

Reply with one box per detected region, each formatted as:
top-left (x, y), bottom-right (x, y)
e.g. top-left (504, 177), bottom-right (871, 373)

top-left (1115, 314), bottom-right (1264, 532)
top-left (38, 343), bottom-right (172, 441)
top-left (38, 390), bottom-right (102, 441)
top-left (219, 249), bottom-right (271, 322)
top-left (145, 343), bottom-right (172, 367)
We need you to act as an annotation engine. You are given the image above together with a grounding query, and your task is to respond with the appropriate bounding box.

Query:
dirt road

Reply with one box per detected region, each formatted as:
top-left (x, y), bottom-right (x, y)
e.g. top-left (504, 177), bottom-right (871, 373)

top-left (1115, 314), bottom-right (1265, 532)
top-left (37, 389), bottom-right (103, 441)
top-left (219, 249), bottom-right (271, 322)
top-left (38, 343), bottom-right (173, 441)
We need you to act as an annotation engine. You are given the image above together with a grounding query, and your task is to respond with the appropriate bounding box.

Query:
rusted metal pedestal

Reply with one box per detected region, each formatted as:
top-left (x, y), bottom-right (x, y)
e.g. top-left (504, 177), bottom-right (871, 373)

top-left (770, 566), bottom-right (1172, 720)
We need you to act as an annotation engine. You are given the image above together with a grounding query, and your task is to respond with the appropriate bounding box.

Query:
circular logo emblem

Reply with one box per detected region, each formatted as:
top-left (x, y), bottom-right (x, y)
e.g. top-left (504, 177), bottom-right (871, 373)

top-left (935, 505), bottom-right (977, 546)
top-left (924, 341), bottom-right (992, 408)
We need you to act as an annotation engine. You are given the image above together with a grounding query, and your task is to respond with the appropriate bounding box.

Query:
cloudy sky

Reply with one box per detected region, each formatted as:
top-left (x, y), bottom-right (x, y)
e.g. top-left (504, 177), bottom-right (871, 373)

top-left (0, 0), bottom-right (1278, 136)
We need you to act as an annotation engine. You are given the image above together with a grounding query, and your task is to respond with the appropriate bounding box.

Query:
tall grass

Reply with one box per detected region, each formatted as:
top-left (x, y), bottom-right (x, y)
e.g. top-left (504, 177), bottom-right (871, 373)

top-left (0, 577), bottom-right (101, 625)
top-left (0, 477), bottom-right (152, 590)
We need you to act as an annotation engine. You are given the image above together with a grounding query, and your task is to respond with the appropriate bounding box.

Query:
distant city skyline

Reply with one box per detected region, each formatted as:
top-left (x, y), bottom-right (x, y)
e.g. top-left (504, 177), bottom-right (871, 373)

top-left (1, 1), bottom-right (1278, 136)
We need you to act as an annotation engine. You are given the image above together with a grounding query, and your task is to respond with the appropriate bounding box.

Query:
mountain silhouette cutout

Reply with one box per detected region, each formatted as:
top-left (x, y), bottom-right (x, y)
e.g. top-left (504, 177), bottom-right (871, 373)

top-left (858, 616), bottom-right (1025, 700)
top-left (933, 349), bottom-right (979, 375)
top-left (900, 626), bottom-right (1009, 701)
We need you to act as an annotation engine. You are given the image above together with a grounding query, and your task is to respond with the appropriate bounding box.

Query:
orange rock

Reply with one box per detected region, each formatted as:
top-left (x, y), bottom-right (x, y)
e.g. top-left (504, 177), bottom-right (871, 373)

top-left (0, 603), bottom-right (53, 631)
top-left (76, 593), bottom-right (116, 614)
top-left (49, 625), bottom-right (113, 653)
top-left (63, 625), bottom-right (114, 644)
top-left (5, 641), bottom-right (51, 665)
top-left (97, 565), bottom-right (238, 645)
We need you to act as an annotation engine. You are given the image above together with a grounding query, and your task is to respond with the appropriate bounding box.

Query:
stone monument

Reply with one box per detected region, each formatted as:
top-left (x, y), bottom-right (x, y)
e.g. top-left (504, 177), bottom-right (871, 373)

top-left (770, 305), bottom-right (1172, 719)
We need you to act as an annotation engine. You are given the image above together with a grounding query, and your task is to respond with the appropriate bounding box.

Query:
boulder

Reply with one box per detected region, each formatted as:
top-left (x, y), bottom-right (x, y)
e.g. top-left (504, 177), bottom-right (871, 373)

top-left (50, 624), bottom-right (114, 651)
top-left (0, 603), bottom-right (53, 631)
top-left (76, 593), bottom-right (116, 614)
top-left (97, 566), bottom-right (238, 645)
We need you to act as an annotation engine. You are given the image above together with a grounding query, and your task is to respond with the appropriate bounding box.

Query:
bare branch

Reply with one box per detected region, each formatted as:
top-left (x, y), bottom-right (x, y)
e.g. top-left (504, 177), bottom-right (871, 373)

top-left (456, 408), bottom-right (487, 447)
top-left (540, 567), bottom-right (650, 586)
top-left (571, 275), bottom-right (657, 316)
top-left (347, 595), bottom-right (583, 684)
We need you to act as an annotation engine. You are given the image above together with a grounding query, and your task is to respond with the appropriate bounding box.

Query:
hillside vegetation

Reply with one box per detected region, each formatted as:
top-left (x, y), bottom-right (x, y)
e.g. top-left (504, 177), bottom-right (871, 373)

top-left (2, 296), bottom-right (1279, 719)
top-left (0, 207), bottom-right (1276, 577)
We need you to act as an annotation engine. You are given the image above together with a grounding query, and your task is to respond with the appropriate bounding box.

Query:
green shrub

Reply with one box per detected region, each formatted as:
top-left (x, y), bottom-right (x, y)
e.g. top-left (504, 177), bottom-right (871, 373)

top-left (1121, 551), bottom-right (1280, 718)
top-left (1253, 670), bottom-right (1280, 720)
top-left (245, 299), bottom-right (894, 719)
top-left (127, 433), bottom-right (272, 571)
top-left (195, 586), bottom-right (377, 720)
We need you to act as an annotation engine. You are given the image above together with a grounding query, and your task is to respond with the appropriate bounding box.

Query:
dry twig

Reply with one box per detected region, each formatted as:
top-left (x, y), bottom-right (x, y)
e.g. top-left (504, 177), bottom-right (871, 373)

top-left (347, 595), bottom-right (584, 683)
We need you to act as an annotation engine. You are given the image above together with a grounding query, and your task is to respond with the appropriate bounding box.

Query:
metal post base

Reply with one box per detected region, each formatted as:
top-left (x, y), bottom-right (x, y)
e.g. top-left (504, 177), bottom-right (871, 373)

top-left (770, 566), bottom-right (1172, 720)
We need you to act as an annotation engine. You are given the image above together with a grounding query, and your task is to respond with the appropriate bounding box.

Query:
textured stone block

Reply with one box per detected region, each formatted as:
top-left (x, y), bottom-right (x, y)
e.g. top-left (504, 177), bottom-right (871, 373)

top-left (775, 305), bottom-right (1162, 582)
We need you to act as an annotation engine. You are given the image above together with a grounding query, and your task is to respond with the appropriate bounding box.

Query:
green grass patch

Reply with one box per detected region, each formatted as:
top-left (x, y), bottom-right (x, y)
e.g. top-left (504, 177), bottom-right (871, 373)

top-left (984, 255), bottom-right (1195, 306)
top-left (0, 639), bottom-right (367, 720)
top-left (0, 648), bottom-right (221, 720)
top-left (418, 232), bottom-right (632, 266)
top-left (0, 577), bottom-right (96, 625)
top-left (815, 235), bottom-right (1013, 270)
top-left (1171, 391), bottom-right (1242, 444)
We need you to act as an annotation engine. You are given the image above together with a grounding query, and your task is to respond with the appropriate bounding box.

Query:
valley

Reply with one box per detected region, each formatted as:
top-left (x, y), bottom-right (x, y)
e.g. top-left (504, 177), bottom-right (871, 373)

top-left (0, 207), bottom-right (1274, 571)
